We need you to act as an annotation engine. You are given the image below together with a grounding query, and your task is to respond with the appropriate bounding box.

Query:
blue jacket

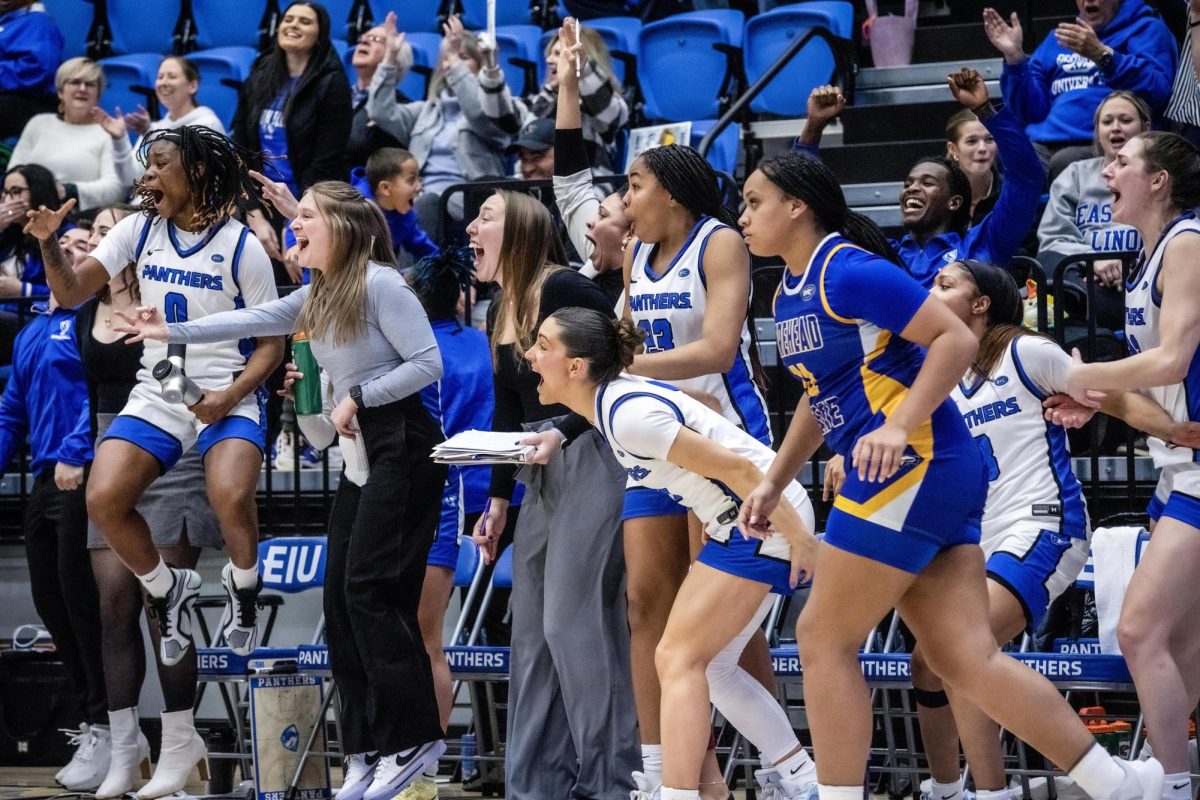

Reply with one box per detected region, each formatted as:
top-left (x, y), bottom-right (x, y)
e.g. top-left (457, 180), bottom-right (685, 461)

top-left (350, 167), bottom-right (439, 261)
top-left (0, 247), bottom-right (49, 315)
top-left (0, 305), bottom-right (92, 477)
top-left (1001, 0), bottom-right (1177, 143)
top-left (892, 105), bottom-right (1045, 287)
top-left (0, 6), bottom-right (64, 95)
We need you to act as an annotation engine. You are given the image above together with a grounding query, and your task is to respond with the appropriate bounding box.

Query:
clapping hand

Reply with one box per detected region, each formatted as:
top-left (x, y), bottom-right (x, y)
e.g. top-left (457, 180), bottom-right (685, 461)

top-left (983, 7), bottom-right (1024, 64)
top-left (381, 11), bottom-right (408, 67)
top-left (91, 106), bottom-right (129, 140)
top-left (1056, 18), bottom-right (1106, 63)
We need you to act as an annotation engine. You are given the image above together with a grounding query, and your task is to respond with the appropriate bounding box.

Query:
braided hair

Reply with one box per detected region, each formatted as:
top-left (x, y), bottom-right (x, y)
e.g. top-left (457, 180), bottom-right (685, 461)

top-left (410, 247), bottom-right (474, 321)
top-left (135, 126), bottom-right (265, 230)
top-left (758, 152), bottom-right (901, 265)
top-left (637, 144), bottom-right (739, 229)
top-left (911, 155), bottom-right (972, 235)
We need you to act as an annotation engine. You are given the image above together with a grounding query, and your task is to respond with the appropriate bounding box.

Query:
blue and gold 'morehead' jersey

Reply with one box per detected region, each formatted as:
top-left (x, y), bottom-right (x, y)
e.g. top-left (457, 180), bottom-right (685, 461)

top-left (773, 234), bottom-right (965, 460)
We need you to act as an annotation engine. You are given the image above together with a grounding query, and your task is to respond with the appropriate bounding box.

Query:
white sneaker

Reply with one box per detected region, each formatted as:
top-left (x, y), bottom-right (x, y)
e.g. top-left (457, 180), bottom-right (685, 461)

top-left (59, 724), bottom-right (112, 791)
top-left (217, 562), bottom-right (261, 656)
top-left (146, 567), bottom-right (201, 666)
top-left (1109, 757), bottom-right (1164, 800)
top-left (273, 429), bottom-right (296, 471)
top-left (336, 752), bottom-right (378, 800)
top-left (56, 724), bottom-right (91, 784)
top-left (630, 770), bottom-right (661, 800)
top-left (362, 741), bottom-right (447, 800)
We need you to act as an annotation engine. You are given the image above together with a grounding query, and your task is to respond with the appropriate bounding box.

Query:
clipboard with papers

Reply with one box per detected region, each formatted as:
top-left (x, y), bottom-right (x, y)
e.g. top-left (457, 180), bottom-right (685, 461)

top-left (432, 430), bottom-right (537, 465)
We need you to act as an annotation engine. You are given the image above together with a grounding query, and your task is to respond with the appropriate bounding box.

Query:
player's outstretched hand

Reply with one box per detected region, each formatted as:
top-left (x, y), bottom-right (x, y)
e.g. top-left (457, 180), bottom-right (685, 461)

top-left (947, 67), bottom-right (988, 109)
top-left (23, 199), bottom-right (76, 242)
top-left (112, 306), bottom-right (169, 343)
top-left (521, 429), bottom-right (564, 465)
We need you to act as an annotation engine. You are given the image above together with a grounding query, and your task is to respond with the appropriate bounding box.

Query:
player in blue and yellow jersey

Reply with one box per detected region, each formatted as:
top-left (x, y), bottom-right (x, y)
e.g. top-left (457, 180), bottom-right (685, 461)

top-left (736, 151), bottom-right (1164, 800)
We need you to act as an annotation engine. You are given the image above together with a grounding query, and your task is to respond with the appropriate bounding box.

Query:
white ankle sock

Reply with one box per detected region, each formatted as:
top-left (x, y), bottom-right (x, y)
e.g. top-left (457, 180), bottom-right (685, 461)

top-left (660, 789), bottom-right (700, 800)
top-left (975, 789), bottom-right (1010, 800)
top-left (1068, 743), bottom-right (1126, 800)
top-left (139, 559), bottom-right (174, 598)
top-left (229, 562), bottom-right (259, 590)
top-left (930, 777), bottom-right (964, 800)
top-left (775, 747), bottom-right (818, 791)
top-left (1164, 771), bottom-right (1192, 800)
top-left (818, 784), bottom-right (866, 800)
top-left (641, 743), bottom-right (663, 786)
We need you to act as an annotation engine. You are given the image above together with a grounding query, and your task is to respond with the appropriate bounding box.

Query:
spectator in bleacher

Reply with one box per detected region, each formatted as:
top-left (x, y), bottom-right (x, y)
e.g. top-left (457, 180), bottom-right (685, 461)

top-left (1164, 0), bottom-right (1200, 142)
top-left (0, 279), bottom-right (107, 792)
top-left (231, 1), bottom-right (353, 265)
top-left (0, 0), bottom-right (64, 144)
top-left (1037, 90), bottom-right (1150, 328)
top-left (92, 56), bottom-right (225, 188)
top-left (368, 12), bottom-right (509, 236)
top-left (1065, 130), bottom-right (1200, 800)
top-left (346, 22), bottom-right (408, 169)
top-left (9, 57), bottom-right (125, 212)
top-left (984, 2), bottom-right (1176, 178)
top-left (508, 117), bottom-right (556, 181)
top-left (0, 163), bottom-right (61, 366)
top-left (797, 70), bottom-right (1044, 287)
top-left (945, 107), bottom-right (1000, 223)
top-left (478, 20), bottom-right (628, 173)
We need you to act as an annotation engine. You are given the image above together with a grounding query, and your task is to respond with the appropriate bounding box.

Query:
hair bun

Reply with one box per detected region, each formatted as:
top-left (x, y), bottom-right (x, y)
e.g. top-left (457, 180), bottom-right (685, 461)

top-left (615, 317), bottom-right (645, 369)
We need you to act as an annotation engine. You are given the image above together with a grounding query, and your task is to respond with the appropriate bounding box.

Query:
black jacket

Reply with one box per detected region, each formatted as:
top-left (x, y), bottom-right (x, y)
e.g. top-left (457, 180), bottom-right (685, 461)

top-left (232, 47), bottom-right (354, 196)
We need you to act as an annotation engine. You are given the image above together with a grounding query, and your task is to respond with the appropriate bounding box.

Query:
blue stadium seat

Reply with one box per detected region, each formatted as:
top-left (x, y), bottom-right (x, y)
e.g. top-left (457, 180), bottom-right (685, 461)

top-left (104, 0), bottom-right (182, 55)
top-left (368, 0), bottom-right (445, 33)
top-left (188, 47), bottom-right (258, 131)
top-left (98, 53), bottom-right (161, 119)
top-left (398, 31), bottom-right (442, 101)
top-left (690, 118), bottom-right (738, 176)
top-left (323, 0), bottom-right (368, 41)
top-left (460, 0), bottom-right (534, 30)
top-left (743, 2), bottom-right (853, 116)
top-left (494, 24), bottom-right (544, 97)
top-left (637, 9), bottom-right (744, 122)
top-left (192, 0), bottom-right (273, 50)
top-left (584, 16), bottom-right (641, 89)
top-left (41, 0), bottom-right (95, 59)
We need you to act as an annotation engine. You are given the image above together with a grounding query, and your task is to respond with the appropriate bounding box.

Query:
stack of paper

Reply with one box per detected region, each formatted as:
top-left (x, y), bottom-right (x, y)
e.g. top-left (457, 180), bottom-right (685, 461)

top-left (433, 430), bottom-right (536, 465)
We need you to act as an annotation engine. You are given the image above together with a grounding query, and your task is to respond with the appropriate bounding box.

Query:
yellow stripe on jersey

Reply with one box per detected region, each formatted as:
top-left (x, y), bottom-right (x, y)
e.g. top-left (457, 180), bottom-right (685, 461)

top-left (832, 459), bottom-right (929, 523)
top-left (858, 329), bottom-right (935, 460)
top-left (818, 243), bottom-right (860, 325)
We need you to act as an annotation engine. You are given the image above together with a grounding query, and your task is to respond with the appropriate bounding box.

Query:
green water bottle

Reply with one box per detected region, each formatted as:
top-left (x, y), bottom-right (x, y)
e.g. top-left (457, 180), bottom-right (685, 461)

top-left (292, 333), bottom-right (322, 416)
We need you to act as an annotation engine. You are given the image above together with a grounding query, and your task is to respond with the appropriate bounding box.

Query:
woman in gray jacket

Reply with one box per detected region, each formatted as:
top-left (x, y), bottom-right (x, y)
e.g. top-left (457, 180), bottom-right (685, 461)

top-left (368, 12), bottom-right (509, 235)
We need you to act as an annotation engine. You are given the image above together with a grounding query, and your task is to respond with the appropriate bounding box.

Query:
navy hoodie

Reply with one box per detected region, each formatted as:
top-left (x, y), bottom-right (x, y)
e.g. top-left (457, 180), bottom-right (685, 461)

top-left (1001, 0), bottom-right (1177, 144)
top-left (0, 304), bottom-right (92, 477)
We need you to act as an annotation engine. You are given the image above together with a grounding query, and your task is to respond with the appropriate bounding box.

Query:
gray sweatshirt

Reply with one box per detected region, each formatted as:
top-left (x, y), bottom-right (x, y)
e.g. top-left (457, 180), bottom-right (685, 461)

top-left (1037, 156), bottom-right (1142, 263)
top-left (168, 263), bottom-right (442, 408)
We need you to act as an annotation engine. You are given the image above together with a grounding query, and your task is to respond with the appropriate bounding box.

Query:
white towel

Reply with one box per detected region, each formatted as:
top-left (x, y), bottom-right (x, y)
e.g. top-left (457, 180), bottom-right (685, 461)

top-left (1091, 525), bottom-right (1146, 654)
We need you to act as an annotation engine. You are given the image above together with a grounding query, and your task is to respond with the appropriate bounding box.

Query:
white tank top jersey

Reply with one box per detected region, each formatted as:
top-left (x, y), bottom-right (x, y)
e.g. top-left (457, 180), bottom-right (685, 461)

top-left (1124, 213), bottom-right (1200, 467)
top-left (951, 336), bottom-right (1087, 541)
top-left (90, 212), bottom-right (279, 390)
top-left (594, 374), bottom-right (813, 559)
top-left (626, 216), bottom-right (772, 445)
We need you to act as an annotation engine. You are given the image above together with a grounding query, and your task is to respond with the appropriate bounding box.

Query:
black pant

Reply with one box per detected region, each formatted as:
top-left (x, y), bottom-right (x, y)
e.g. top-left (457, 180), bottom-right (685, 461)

top-left (24, 469), bottom-right (107, 725)
top-left (325, 395), bottom-right (447, 755)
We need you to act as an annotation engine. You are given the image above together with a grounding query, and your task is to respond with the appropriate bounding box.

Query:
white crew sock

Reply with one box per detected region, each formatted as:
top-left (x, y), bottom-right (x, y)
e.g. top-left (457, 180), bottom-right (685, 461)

top-left (817, 784), bottom-right (866, 800)
top-left (929, 777), bottom-right (964, 800)
top-left (230, 562), bottom-right (259, 590)
top-left (776, 748), bottom-right (818, 792)
top-left (1164, 771), bottom-right (1192, 800)
top-left (660, 789), bottom-right (700, 800)
top-left (1068, 743), bottom-right (1126, 800)
top-left (138, 558), bottom-right (174, 598)
top-left (975, 789), bottom-right (1010, 800)
top-left (641, 743), bottom-right (663, 786)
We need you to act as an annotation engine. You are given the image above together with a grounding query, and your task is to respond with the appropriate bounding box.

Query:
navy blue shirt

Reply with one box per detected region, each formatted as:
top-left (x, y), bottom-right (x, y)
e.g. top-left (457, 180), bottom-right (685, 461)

top-left (259, 78), bottom-right (299, 197)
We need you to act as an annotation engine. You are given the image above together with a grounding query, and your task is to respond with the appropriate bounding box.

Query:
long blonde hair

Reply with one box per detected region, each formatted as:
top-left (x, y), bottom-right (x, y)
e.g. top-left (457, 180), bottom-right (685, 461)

top-left (546, 26), bottom-right (623, 94)
top-left (490, 190), bottom-right (568, 362)
top-left (295, 181), bottom-right (396, 346)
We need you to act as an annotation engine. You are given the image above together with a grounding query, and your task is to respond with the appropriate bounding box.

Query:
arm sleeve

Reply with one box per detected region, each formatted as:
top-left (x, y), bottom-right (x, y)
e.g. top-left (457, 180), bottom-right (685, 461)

top-left (367, 65), bottom-right (422, 143)
top-left (1104, 25), bottom-right (1179, 110)
top-left (169, 290), bottom-right (306, 343)
top-left (0, 361), bottom-right (28, 473)
top-left (1036, 165), bottom-right (1090, 259)
top-left (452, 63), bottom-right (515, 145)
top-left (1011, 335), bottom-right (1071, 400)
top-left (72, 134), bottom-right (127, 211)
top-left (577, 61), bottom-right (629, 142)
top-left (57, 398), bottom-right (93, 467)
top-left (356, 270), bottom-right (444, 407)
top-left (552, 163), bottom-right (600, 268)
top-left (476, 65), bottom-right (529, 136)
top-left (607, 396), bottom-right (683, 460)
top-left (970, 105), bottom-right (1046, 265)
top-left (999, 53), bottom-right (1054, 125)
top-left (823, 251), bottom-right (930, 334)
top-left (88, 212), bottom-right (142, 278)
top-left (487, 370), bottom-right (523, 500)
top-left (790, 140), bottom-right (821, 158)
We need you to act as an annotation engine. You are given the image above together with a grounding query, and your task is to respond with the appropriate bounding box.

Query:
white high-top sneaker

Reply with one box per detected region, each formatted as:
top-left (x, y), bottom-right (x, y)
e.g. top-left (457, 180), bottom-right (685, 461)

top-left (136, 709), bottom-right (208, 799)
top-left (56, 724), bottom-right (91, 785)
top-left (97, 707), bottom-right (151, 798)
top-left (60, 724), bottom-right (112, 791)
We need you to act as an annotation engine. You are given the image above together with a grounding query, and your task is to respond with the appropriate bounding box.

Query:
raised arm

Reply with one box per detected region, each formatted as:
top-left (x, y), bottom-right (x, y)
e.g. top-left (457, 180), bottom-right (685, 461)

top-left (25, 200), bottom-right (111, 306)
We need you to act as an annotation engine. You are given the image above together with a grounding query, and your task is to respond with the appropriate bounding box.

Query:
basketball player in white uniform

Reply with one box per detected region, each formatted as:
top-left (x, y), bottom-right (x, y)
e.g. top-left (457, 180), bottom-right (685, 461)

top-left (27, 127), bottom-right (283, 678)
top-left (1065, 131), bottom-right (1200, 800)
top-left (519, 306), bottom-right (819, 800)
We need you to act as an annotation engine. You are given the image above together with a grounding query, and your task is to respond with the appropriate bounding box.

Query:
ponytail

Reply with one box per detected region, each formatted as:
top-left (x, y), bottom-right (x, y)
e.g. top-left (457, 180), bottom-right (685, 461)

top-left (843, 210), bottom-right (902, 266)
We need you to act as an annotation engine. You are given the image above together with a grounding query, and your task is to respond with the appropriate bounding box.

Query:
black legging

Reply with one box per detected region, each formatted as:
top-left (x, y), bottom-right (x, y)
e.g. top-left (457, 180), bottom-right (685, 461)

top-left (90, 537), bottom-right (202, 712)
top-left (24, 470), bottom-right (107, 725)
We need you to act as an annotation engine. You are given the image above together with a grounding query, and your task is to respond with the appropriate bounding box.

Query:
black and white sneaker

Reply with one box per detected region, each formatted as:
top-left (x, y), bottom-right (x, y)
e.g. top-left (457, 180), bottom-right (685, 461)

top-left (217, 563), bottom-right (261, 656)
top-left (146, 568), bottom-right (201, 667)
top-left (362, 740), bottom-right (446, 800)
top-left (336, 751), bottom-right (378, 800)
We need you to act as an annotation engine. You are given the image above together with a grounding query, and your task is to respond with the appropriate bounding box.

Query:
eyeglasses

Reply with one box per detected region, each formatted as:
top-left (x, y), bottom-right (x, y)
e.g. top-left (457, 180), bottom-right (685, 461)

top-left (2, 187), bottom-right (28, 199)
top-left (357, 34), bottom-right (386, 45)
top-left (64, 78), bottom-right (99, 90)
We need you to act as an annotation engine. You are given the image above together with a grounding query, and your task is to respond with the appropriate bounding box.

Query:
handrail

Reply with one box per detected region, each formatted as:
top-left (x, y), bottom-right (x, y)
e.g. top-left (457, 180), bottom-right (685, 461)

top-left (697, 24), bottom-right (854, 159)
